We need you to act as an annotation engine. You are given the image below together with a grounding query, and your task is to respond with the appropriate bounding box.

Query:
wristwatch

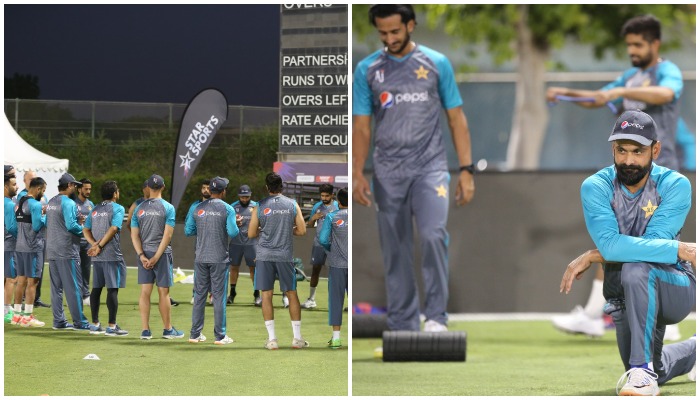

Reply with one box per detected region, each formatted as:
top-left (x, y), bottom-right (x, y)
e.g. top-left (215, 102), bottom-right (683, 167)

top-left (459, 164), bottom-right (475, 175)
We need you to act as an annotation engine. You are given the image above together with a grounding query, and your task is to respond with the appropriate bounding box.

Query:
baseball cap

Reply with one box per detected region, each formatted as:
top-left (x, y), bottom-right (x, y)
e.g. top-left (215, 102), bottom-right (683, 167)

top-left (4, 165), bottom-right (14, 175)
top-left (608, 110), bottom-right (657, 146)
top-left (209, 176), bottom-right (229, 193)
top-left (59, 173), bottom-right (81, 186)
top-left (147, 174), bottom-right (165, 189)
top-left (238, 185), bottom-right (252, 196)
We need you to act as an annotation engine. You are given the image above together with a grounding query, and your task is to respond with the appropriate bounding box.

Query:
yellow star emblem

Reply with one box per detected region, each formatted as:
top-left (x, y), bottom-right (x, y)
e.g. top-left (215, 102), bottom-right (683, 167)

top-left (415, 65), bottom-right (429, 80)
top-left (435, 184), bottom-right (447, 198)
top-left (641, 199), bottom-right (658, 218)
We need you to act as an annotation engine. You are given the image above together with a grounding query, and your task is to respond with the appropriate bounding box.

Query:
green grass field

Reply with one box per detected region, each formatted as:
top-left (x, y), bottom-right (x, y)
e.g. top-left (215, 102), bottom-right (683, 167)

top-left (352, 319), bottom-right (696, 396)
top-left (4, 267), bottom-right (348, 396)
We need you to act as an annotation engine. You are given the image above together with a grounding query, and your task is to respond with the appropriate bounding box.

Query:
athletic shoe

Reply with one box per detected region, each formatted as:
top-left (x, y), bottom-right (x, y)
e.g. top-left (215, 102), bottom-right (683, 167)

top-left (551, 305), bottom-right (604, 338)
top-left (327, 338), bottom-right (341, 349)
top-left (282, 295), bottom-right (289, 308)
top-left (292, 337), bottom-right (309, 349)
top-left (373, 346), bottom-right (383, 358)
top-left (688, 363), bottom-right (696, 382)
top-left (141, 329), bottom-right (152, 340)
top-left (11, 313), bottom-right (22, 326)
top-left (83, 297), bottom-right (91, 307)
top-left (20, 314), bottom-right (45, 328)
top-left (163, 326), bottom-right (184, 339)
top-left (170, 298), bottom-right (179, 307)
top-left (663, 324), bottom-right (681, 342)
top-left (254, 297), bottom-right (262, 307)
top-left (214, 335), bottom-right (234, 345)
top-left (301, 298), bottom-right (317, 309)
top-left (424, 320), bottom-right (448, 332)
top-left (190, 297), bottom-right (194, 305)
top-left (188, 333), bottom-right (207, 343)
top-left (34, 299), bottom-right (50, 308)
top-left (4, 310), bottom-right (14, 324)
top-left (616, 367), bottom-right (659, 396)
top-left (105, 325), bottom-right (128, 336)
top-left (226, 294), bottom-right (235, 305)
top-left (208, 294), bottom-right (213, 305)
top-left (52, 322), bottom-right (74, 330)
top-left (89, 323), bottom-right (106, 335)
top-left (265, 338), bottom-right (279, 350)
top-left (74, 323), bottom-right (91, 331)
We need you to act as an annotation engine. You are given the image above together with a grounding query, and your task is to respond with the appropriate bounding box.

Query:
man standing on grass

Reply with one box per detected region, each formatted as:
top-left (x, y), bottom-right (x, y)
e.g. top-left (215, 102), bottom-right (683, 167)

top-left (186, 179), bottom-right (212, 305)
top-left (75, 178), bottom-right (95, 307)
top-left (560, 110), bottom-right (696, 396)
top-left (4, 171), bottom-right (18, 323)
top-left (319, 187), bottom-right (348, 349)
top-left (228, 184), bottom-right (259, 306)
top-left (46, 173), bottom-right (90, 330)
top-left (131, 174), bottom-right (183, 340)
top-left (185, 176), bottom-right (240, 345)
top-left (301, 183), bottom-right (338, 310)
top-left (83, 180), bottom-right (128, 336)
top-left (248, 172), bottom-right (308, 350)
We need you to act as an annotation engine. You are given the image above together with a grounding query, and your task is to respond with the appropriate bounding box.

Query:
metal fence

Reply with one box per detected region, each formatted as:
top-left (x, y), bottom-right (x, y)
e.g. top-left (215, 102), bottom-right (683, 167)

top-left (3, 99), bottom-right (279, 144)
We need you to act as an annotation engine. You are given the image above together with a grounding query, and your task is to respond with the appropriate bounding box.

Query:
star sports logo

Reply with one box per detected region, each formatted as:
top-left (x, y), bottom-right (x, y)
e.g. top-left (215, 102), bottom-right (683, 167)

top-left (179, 151), bottom-right (195, 177)
top-left (336, 219), bottom-right (346, 227)
top-left (263, 208), bottom-right (272, 216)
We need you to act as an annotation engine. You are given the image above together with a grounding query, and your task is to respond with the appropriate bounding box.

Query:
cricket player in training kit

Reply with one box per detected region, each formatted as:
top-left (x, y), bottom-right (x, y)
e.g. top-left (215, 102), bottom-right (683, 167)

top-left (4, 171), bottom-right (18, 322)
top-left (301, 183), bottom-right (338, 310)
top-left (560, 110), bottom-right (696, 396)
top-left (131, 174), bottom-right (183, 340)
top-left (549, 14), bottom-right (686, 341)
top-left (83, 180), bottom-right (128, 336)
top-left (318, 187), bottom-right (348, 349)
top-left (186, 179), bottom-right (212, 305)
top-left (185, 176), bottom-right (240, 345)
top-left (75, 178), bottom-right (95, 305)
top-left (248, 172), bottom-right (308, 350)
top-left (46, 173), bottom-right (90, 330)
top-left (228, 184), bottom-right (259, 305)
top-left (353, 4), bottom-right (475, 332)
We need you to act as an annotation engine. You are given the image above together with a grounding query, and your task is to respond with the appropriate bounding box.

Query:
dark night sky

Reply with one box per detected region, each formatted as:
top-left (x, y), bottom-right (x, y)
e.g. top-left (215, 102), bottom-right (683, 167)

top-left (4, 4), bottom-right (281, 106)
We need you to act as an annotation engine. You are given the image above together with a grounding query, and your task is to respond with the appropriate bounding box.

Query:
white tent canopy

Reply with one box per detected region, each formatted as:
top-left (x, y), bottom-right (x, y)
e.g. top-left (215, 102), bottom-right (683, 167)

top-left (4, 113), bottom-right (68, 200)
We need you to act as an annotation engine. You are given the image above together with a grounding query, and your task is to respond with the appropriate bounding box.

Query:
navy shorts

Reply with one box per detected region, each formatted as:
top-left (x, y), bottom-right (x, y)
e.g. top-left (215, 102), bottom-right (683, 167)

top-left (228, 243), bottom-right (256, 267)
top-left (93, 260), bottom-right (127, 289)
top-left (4, 251), bottom-right (17, 279)
top-left (310, 244), bottom-right (328, 265)
top-left (254, 260), bottom-right (296, 292)
top-left (15, 251), bottom-right (44, 279)
top-left (137, 251), bottom-right (173, 288)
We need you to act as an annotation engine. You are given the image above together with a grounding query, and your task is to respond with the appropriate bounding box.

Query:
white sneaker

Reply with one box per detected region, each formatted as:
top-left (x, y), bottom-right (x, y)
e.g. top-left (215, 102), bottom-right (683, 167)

top-left (265, 338), bottom-right (279, 350)
top-left (190, 297), bottom-right (194, 305)
top-left (188, 333), bottom-right (206, 343)
top-left (214, 335), bottom-right (234, 345)
top-left (282, 295), bottom-right (289, 308)
top-left (688, 363), bottom-right (696, 382)
top-left (373, 346), bottom-right (383, 358)
top-left (292, 337), bottom-right (309, 349)
top-left (552, 305), bottom-right (604, 338)
top-left (254, 297), bottom-right (262, 307)
top-left (83, 297), bottom-right (90, 306)
top-left (301, 298), bottom-right (316, 309)
top-left (616, 367), bottom-right (659, 396)
top-left (663, 324), bottom-right (681, 342)
top-left (423, 320), bottom-right (448, 332)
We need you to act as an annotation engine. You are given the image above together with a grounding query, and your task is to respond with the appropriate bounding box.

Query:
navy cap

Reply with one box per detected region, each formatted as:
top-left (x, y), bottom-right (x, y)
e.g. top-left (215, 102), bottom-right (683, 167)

top-left (147, 174), bottom-right (165, 189)
top-left (238, 184), bottom-right (252, 196)
top-left (608, 110), bottom-right (657, 146)
top-left (209, 176), bottom-right (229, 193)
top-left (59, 173), bottom-right (80, 186)
top-left (4, 165), bottom-right (14, 175)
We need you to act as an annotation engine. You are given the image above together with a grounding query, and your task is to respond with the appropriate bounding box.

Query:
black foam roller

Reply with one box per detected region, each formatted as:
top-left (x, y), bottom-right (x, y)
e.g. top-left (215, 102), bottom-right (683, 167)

top-left (382, 330), bottom-right (467, 362)
top-left (352, 314), bottom-right (388, 338)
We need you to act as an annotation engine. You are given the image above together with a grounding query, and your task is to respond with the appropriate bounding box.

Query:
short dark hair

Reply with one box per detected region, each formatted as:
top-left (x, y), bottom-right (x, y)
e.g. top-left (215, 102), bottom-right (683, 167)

top-left (369, 4), bottom-right (416, 26)
top-left (30, 177), bottom-right (46, 189)
top-left (79, 178), bottom-right (92, 185)
top-left (319, 183), bottom-right (334, 195)
top-left (4, 173), bottom-right (15, 183)
top-left (101, 181), bottom-right (119, 201)
top-left (202, 179), bottom-right (211, 186)
top-left (621, 15), bottom-right (661, 42)
top-left (265, 172), bottom-right (283, 193)
top-left (337, 187), bottom-right (348, 207)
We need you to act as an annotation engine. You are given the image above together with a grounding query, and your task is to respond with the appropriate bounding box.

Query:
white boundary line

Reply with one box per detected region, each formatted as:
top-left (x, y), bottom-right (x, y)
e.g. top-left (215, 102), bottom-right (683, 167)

top-left (448, 312), bottom-right (696, 322)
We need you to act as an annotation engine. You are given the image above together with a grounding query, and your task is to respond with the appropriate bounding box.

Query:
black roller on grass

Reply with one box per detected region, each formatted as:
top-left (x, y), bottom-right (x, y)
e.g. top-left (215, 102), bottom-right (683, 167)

top-left (382, 330), bottom-right (467, 362)
top-left (352, 314), bottom-right (388, 338)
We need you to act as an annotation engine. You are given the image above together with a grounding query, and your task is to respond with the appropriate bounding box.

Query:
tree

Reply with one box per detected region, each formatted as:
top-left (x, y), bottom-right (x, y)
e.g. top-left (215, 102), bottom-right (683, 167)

top-left (5, 73), bottom-right (41, 99)
top-left (353, 5), bottom-right (695, 169)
